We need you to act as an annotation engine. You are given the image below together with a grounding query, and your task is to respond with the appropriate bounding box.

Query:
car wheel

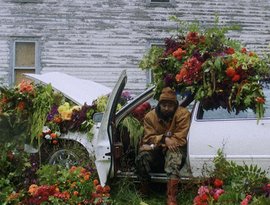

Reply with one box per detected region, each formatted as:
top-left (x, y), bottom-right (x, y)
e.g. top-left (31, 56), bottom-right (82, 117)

top-left (40, 140), bottom-right (95, 169)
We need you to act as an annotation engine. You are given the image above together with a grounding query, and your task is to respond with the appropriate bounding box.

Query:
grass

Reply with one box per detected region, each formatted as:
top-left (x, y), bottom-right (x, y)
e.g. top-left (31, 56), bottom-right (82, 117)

top-left (109, 177), bottom-right (197, 205)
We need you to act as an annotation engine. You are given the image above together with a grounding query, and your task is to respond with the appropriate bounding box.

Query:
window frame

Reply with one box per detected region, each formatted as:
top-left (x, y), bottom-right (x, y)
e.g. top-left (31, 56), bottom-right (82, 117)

top-left (146, 0), bottom-right (175, 7)
top-left (10, 38), bottom-right (41, 85)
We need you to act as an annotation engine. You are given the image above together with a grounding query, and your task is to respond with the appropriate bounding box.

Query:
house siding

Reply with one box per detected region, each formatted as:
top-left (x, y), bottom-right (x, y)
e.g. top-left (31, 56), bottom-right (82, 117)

top-left (0, 0), bottom-right (269, 94)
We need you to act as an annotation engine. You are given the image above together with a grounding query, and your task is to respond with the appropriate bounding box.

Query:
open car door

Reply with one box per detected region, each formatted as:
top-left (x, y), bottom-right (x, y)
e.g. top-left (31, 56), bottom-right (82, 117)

top-left (94, 70), bottom-right (127, 186)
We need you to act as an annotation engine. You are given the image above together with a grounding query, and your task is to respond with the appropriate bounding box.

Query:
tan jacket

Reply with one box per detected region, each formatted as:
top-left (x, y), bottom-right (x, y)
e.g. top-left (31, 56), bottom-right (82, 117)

top-left (142, 106), bottom-right (191, 147)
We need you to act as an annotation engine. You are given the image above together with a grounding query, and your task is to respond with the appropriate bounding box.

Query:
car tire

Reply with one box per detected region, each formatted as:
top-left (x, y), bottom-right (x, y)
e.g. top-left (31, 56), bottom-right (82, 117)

top-left (40, 139), bottom-right (95, 169)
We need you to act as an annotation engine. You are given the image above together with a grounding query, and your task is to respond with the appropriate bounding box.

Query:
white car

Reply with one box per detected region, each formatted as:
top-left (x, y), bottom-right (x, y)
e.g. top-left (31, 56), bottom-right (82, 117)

top-left (25, 71), bottom-right (270, 187)
top-left (94, 70), bottom-right (270, 186)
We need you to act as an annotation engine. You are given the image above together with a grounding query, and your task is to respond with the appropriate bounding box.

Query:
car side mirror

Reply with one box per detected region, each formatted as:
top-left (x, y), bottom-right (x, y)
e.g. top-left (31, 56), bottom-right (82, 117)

top-left (93, 112), bottom-right (103, 123)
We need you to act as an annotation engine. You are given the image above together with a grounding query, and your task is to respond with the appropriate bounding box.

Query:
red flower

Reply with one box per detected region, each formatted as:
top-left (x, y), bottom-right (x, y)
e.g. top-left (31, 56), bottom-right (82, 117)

top-left (225, 67), bottom-right (236, 78)
top-left (0, 96), bottom-right (8, 104)
top-left (177, 57), bottom-right (203, 85)
top-left (225, 47), bottom-right (235, 55)
top-left (17, 101), bottom-right (25, 111)
top-left (213, 178), bottom-right (224, 188)
top-left (232, 74), bottom-right (240, 82)
top-left (186, 32), bottom-right (201, 44)
top-left (241, 47), bottom-right (247, 53)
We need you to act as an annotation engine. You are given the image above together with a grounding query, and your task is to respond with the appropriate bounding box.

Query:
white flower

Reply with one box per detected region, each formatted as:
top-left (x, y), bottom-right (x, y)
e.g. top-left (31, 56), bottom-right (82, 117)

top-left (55, 131), bottom-right (61, 137)
top-left (44, 134), bottom-right (52, 140)
top-left (43, 126), bottom-right (51, 134)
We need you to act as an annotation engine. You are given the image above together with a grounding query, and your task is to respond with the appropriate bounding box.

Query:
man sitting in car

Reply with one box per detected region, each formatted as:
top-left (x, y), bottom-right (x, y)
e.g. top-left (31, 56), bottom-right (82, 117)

top-left (135, 86), bottom-right (191, 205)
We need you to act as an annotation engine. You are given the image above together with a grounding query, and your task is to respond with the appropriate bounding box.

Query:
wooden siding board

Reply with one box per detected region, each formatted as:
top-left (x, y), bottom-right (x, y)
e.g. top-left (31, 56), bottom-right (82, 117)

top-left (0, 0), bottom-right (269, 94)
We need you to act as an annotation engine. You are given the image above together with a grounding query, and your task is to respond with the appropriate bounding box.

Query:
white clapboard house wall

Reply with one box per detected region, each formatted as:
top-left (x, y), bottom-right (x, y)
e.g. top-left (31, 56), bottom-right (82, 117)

top-left (0, 0), bottom-right (269, 95)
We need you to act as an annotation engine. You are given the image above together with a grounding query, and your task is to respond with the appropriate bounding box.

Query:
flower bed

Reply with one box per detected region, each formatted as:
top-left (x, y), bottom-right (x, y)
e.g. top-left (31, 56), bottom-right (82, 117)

top-left (140, 16), bottom-right (270, 119)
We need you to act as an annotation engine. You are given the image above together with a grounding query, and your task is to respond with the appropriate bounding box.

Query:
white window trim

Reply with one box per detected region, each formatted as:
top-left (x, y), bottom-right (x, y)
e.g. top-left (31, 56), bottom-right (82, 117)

top-left (10, 38), bottom-right (41, 85)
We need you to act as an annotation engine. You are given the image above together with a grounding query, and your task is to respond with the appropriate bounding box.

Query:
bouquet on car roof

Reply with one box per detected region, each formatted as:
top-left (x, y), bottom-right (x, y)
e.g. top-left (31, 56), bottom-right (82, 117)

top-left (139, 16), bottom-right (270, 119)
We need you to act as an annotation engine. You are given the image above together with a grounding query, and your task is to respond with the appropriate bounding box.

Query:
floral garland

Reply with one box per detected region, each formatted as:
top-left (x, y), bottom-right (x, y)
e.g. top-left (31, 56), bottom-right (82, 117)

top-left (139, 16), bottom-right (270, 119)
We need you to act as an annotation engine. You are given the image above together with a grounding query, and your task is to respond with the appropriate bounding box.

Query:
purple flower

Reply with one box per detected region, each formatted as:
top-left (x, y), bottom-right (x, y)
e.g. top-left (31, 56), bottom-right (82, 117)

top-left (46, 104), bottom-right (59, 121)
top-left (164, 74), bottom-right (175, 87)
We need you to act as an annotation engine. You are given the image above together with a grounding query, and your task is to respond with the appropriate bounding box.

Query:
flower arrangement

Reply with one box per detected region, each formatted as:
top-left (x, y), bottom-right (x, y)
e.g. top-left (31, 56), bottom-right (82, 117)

top-left (19, 165), bottom-right (112, 205)
top-left (193, 179), bottom-right (225, 205)
top-left (139, 16), bottom-right (270, 119)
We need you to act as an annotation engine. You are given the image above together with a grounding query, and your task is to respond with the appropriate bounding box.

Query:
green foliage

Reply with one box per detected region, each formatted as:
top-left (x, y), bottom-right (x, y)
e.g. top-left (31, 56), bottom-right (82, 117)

top-left (110, 178), bottom-right (142, 205)
top-left (0, 114), bottom-right (28, 143)
top-left (0, 143), bottom-right (30, 203)
top-left (139, 46), bottom-right (164, 71)
top-left (29, 84), bottom-right (54, 143)
top-left (212, 149), bottom-right (268, 194)
top-left (120, 116), bottom-right (144, 154)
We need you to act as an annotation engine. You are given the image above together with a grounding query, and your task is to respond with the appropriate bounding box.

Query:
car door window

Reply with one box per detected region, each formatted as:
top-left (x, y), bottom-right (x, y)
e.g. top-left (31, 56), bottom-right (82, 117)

top-left (197, 83), bottom-right (270, 120)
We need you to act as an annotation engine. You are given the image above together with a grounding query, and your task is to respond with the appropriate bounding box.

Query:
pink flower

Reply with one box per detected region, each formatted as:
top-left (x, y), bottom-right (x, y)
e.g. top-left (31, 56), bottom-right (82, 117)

top-left (240, 198), bottom-right (249, 205)
top-left (198, 186), bottom-right (210, 196)
top-left (240, 194), bottom-right (252, 205)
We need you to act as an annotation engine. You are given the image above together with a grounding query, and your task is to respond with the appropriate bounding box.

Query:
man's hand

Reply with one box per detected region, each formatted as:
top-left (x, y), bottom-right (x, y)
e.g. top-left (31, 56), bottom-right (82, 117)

top-left (139, 144), bottom-right (153, 152)
top-left (165, 137), bottom-right (178, 152)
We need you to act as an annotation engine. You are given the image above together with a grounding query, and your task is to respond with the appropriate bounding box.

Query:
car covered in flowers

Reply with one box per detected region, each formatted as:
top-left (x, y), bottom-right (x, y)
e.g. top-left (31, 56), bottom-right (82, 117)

top-left (94, 70), bottom-right (270, 186)
top-left (94, 18), bottom-right (270, 186)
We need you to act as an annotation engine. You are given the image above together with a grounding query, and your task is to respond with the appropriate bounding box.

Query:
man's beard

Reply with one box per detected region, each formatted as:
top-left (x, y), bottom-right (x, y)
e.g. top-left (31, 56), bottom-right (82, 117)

top-left (155, 104), bottom-right (176, 122)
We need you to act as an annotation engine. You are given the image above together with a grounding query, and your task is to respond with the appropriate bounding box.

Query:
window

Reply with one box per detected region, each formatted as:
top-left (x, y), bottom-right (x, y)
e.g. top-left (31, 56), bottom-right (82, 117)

top-left (12, 41), bottom-right (39, 85)
top-left (151, 0), bottom-right (170, 2)
top-left (197, 83), bottom-right (270, 120)
top-left (146, 42), bottom-right (165, 85)
top-left (146, 0), bottom-right (175, 6)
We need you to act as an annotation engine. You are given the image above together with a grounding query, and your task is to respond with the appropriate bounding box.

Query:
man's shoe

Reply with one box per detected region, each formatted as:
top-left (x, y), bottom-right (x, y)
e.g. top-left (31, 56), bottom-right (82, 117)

top-left (167, 179), bottom-right (179, 205)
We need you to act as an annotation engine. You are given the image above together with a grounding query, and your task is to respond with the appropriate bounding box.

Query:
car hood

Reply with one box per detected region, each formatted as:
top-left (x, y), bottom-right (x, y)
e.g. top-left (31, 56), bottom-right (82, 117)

top-left (24, 72), bottom-right (112, 106)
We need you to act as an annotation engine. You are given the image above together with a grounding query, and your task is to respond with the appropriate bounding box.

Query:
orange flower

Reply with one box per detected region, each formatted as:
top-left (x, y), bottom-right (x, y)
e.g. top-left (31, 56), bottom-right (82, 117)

top-left (255, 97), bottom-right (265, 104)
top-left (172, 48), bottom-right (186, 60)
top-left (70, 166), bottom-right (77, 173)
top-left (18, 80), bottom-right (34, 93)
top-left (7, 192), bottom-right (20, 201)
top-left (225, 67), bottom-right (236, 78)
top-left (249, 52), bottom-right (256, 57)
top-left (175, 68), bottom-right (187, 82)
top-left (28, 184), bottom-right (38, 195)
top-left (71, 182), bottom-right (77, 188)
top-left (93, 179), bottom-right (99, 186)
top-left (84, 174), bottom-right (90, 181)
top-left (50, 133), bottom-right (57, 139)
top-left (73, 191), bottom-right (79, 196)
top-left (53, 116), bottom-right (62, 123)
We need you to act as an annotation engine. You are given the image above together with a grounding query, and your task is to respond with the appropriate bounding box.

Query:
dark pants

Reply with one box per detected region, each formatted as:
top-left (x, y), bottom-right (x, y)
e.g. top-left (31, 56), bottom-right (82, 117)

top-left (135, 146), bottom-right (186, 182)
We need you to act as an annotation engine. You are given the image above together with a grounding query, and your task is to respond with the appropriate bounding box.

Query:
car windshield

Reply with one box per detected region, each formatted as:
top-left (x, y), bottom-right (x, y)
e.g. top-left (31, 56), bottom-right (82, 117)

top-left (197, 83), bottom-right (270, 120)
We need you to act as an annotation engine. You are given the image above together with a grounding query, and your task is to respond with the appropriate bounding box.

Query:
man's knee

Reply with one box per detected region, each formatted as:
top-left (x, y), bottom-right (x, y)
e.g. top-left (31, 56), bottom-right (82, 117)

top-left (135, 151), bottom-right (152, 173)
top-left (164, 149), bottom-right (185, 177)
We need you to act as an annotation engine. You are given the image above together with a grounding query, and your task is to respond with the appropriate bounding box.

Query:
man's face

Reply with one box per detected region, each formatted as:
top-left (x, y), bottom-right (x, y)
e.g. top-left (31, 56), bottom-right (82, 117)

top-left (159, 100), bottom-right (176, 118)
